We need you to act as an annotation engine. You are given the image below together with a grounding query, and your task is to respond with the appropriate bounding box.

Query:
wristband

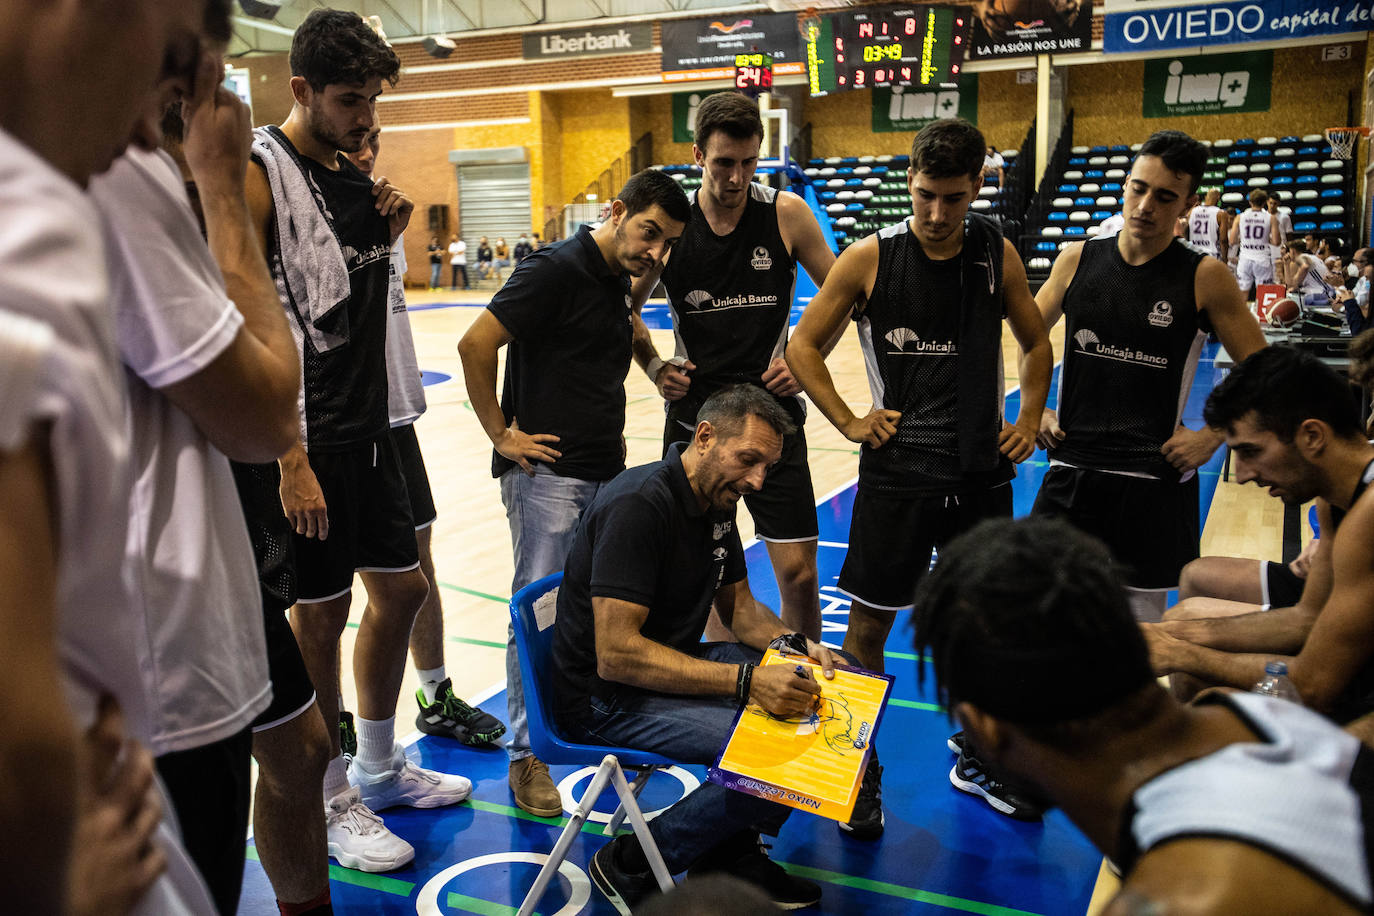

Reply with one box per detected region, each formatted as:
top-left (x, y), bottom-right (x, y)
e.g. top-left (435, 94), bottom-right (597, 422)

top-left (645, 356), bottom-right (666, 382)
top-left (769, 632), bottom-right (810, 656)
top-left (735, 663), bottom-right (756, 706)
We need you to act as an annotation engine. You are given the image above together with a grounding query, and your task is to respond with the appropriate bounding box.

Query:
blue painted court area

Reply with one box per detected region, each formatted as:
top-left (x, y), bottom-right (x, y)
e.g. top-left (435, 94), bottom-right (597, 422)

top-left (239, 344), bottom-right (1228, 914)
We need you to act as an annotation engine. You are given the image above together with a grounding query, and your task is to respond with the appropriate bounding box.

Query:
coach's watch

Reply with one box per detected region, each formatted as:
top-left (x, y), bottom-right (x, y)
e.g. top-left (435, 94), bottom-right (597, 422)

top-left (769, 632), bottom-right (811, 656)
top-left (645, 356), bottom-right (666, 382)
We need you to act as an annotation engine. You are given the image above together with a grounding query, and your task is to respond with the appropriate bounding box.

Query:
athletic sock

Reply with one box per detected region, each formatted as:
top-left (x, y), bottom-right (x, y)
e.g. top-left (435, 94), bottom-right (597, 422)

top-left (278, 889), bottom-right (332, 916)
top-left (323, 755), bottom-right (351, 802)
top-left (417, 666), bottom-right (447, 704)
top-left (355, 715), bottom-right (396, 772)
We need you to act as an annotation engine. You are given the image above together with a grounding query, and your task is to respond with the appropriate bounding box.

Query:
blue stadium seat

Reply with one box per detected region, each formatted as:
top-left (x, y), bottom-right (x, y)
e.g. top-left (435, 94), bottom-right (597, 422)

top-left (846, 202), bottom-right (865, 211)
top-left (1296, 175), bottom-right (1318, 185)
top-left (1320, 220), bottom-right (1345, 232)
top-left (1236, 137), bottom-right (1256, 146)
top-left (1273, 161), bottom-right (1295, 172)
top-left (1224, 178), bottom-right (1245, 188)
top-left (1228, 149), bottom-right (1249, 159)
top-left (836, 167), bottom-right (853, 176)
top-left (1091, 210), bottom-right (1112, 221)
top-left (1068, 157), bottom-right (1087, 166)
top-left (1295, 205), bottom-right (1318, 216)
top-left (1322, 188), bottom-right (1345, 198)
top-left (819, 191), bottom-right (836, 201)
top-left (1074, 196), bottom-right (1094, 206)
top-left (1280, 136), bottom-right (1300, 144)
top-left (1089, 145), bottom-right (1108, 153)
top-left (1102, 182), bottom-right (1122, 192)
top-left (1293, 221), bottom-right (1317, 232)
top-left (840, 156), bottom-right (859, 164)
top-left (1047, 211), bottom-right (1069, 222)
top-left (1058, 183), bottom-right (1078, 193)
top-left (1297, 146), bottom-right (1321, 156)
top-left (1109, 144), bottom-right (1130, 153)
top-left (1065, 226), bottom-right (1087, 236)
top-left (1270, 176), bottom-right (1293, 186)
top-left (845, 178), bottom-right (863, 186)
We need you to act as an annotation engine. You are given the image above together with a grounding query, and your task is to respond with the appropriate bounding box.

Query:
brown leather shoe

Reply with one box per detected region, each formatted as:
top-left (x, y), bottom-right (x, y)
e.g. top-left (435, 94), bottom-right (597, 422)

top-left (510, 756), bottom-right (563, 817)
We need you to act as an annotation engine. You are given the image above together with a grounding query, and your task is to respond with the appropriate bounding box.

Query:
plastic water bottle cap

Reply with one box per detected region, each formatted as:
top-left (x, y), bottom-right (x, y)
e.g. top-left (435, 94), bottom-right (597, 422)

top-left (1265, 661), bottom-right (1288, 677)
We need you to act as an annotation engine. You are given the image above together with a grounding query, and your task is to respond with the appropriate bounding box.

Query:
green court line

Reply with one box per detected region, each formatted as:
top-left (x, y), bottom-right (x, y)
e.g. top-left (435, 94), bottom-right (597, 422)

top-left (447, 892), bottom-right (527, 916)
top-left (466, 797), bottom-right (632, 839)
top-left (246, 846), bottom-right (416, 897)
top-left (883, 650), bottom-right (933, 663)
top-left (448, 634), bottom-right (507, 650)
top-left (437, 580), bottom-right (509, 604)
top-left (778, 862), bottom-right (1043, 916)
top-left (889, 697), bottom-right (946, 713)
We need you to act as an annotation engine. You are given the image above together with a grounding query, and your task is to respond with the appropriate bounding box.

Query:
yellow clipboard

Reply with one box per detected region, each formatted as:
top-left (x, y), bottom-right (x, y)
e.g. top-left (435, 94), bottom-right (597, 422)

top-left (708, 649), bottom-right (893, 821)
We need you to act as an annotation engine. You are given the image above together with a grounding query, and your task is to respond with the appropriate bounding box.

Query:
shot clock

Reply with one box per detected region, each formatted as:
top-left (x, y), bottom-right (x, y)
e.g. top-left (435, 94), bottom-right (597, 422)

top-left (805, 5), bottom-right (969, 96)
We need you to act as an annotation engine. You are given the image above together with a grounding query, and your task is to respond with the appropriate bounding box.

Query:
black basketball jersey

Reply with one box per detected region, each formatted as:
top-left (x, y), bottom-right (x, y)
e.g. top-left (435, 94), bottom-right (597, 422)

top-left (659, 183), bottom-right (796, 416)
top-left (1053, 237), bottom-right (1209, 480)
top-left (261, 126), bottom-right (392, 452)
top-left (856, 219), bottom-right (1012, 496)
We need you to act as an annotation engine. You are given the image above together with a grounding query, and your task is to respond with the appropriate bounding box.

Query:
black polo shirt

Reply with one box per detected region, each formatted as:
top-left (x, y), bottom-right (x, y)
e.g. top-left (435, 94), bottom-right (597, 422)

top-left (551, 443), bottom-right (747, 730)
top-left (487, 225), bottom-right (632, 481)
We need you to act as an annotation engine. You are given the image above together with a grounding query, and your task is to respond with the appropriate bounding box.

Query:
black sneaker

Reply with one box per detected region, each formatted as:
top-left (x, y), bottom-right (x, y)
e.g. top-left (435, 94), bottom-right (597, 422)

top-left (590, 836), bottom-right (663, 915)
top-left (339, 710), bottom-right (357, 758)
top-left (415, 678), bottom-right (507, 747)
top-left (689, 834), bottom-right (820, 910)
top-left (946, 731), bottom-right (965, 754)
top-left (949, 748), bottom-right (1044, 821)
top-left (838, 759), bottom-right (884, 840)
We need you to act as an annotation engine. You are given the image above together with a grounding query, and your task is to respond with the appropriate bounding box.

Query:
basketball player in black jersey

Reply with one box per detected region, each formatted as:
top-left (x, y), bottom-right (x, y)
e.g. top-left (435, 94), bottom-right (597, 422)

top-left (629, 92), bottom-right (838, 644)
top-left (1145, 346), bottom-right (1374, 735)
top-left (1033, 130), bottom-right (1265, 626)
top-left (246, 10), bottom-right (470, 874)
top-left (789, 118), bottom-right (1052, 822)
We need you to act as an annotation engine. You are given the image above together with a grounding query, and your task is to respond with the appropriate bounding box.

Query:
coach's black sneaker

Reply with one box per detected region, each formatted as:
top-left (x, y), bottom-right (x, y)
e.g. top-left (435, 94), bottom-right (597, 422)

top-left (590, 835), bottom-right (663, 915)
top-left (415, 679), bottom-right (507, 747)
top-left (839, 758), bottom-right (884, 840)
top-left (949, 748), bottom-right (1044, 821)
top-left (946, 731), bottom-right (965, 754)
top-left (689, 833), bottom-right (821, 910)
top-left (339, 710), bottom-right (358, 759)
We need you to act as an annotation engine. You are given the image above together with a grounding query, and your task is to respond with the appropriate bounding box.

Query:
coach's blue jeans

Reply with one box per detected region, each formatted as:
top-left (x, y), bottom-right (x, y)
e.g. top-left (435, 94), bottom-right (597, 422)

top-left (569, 642), bottom-right (794, 873)
top-left (500, 465), bottom-right (606, 761)
top-left (429, 262), bottom-right (442, 288)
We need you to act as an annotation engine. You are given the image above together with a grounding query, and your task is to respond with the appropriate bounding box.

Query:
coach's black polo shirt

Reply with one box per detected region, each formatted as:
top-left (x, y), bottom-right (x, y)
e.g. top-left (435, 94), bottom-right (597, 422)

top-left (487, 225), bottom-right (632, 481)
top-left (551, 443), bottom-right (747, 730)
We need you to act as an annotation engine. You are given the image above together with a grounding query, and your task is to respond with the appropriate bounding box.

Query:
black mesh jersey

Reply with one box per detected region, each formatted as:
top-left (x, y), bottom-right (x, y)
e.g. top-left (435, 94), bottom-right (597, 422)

top-left (228, 460), bottom-right (296, 615)
top-left (1053, 236), bottom-right (1209, 480)
top-left (263, 127), bottom-right (392, 452)
top-left (856, 220), bottom-right (1013, 496)
top-left (659, 183), bottom-right (796, 416)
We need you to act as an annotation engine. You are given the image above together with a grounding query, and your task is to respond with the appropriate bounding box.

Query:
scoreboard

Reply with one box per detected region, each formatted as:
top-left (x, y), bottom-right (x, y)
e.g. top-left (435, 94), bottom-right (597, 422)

top-left (805, 5), bottom-right (969, 96)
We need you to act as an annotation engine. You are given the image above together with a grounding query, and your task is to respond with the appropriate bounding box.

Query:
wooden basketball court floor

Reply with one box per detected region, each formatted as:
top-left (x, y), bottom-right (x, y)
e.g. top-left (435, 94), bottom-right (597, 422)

top-left (236, 284), bottom-right (1288, 915)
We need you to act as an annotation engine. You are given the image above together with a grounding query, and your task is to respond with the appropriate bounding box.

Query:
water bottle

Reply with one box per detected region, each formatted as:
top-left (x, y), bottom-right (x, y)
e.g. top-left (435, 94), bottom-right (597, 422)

top-left (1252, 660), bottom-right (1301, 703)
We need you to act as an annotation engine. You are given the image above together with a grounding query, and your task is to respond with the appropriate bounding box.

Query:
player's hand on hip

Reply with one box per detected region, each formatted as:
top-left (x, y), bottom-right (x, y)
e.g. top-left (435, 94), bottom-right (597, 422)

top-left (497, 418), bottom-right (562, 476)
top-left (1161, 425), bottom-right (1217, 473)
top-left (998, 419), bottom-right (1037, 463)
top-left (280, 459), bottom-right (329, 540)
top-left (372, 176), bottom-right (414, 243)
top-left (749, 664), bottom-right (823, 717)
top-left (655, 359), bottom-right (694, 401)
top-left (68, 695), bottom-right (168, 916)
top-left (842, 409), bottom-right (900, 448)
top-left (180, 48), bottom-right (252, 195)
top-left (761, 357), bottom-right (802, 398)
top-left (1036, 408), bottom-right (1066, 451)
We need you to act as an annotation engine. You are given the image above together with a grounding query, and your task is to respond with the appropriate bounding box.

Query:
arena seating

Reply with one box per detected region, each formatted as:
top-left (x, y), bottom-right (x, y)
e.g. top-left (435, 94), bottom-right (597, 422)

top-left (1020, 133), bottom-right (1357, 286)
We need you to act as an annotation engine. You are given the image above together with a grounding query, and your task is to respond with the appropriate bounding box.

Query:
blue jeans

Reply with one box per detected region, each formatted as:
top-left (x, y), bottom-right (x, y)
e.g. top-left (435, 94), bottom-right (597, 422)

top-left (500, 465), bottom-right (606, 761)
top-left (429, 262), bottom-right (442, 288)
top-left (568, 643), bottom-right (793, 874)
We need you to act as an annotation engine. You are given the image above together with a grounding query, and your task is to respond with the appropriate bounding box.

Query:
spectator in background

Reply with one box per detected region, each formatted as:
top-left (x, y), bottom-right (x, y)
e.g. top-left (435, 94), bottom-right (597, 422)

top-left (428, 235), bottom-right (443, 290)
top-left (981, 145), bottom-right (1004, 187)
top-left (1276, 240), bottom-right (1335, 311)
top-left (448, 234), bottom-right (467, 290)
top-left (531, 232), bottom-right (543, 250)
top-left (476, 235), bottom-right (494, 280)
top-left (492, 236), bottom-right (510, 281)
top-left (513, 233), bottom-right (532, 264)
top-left (1337, 247), bottom-right (1371, 335)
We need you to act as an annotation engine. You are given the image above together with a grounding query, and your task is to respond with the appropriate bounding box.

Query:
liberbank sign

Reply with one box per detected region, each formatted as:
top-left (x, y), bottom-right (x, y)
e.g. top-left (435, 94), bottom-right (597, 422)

top-left (522, 23), bottom-right (653, 59)
top-left (1104, 0), bottom-right (1374, 53)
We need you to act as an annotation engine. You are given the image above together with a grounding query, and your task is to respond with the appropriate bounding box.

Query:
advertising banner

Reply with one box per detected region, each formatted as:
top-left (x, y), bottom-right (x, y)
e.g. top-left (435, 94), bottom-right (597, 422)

top-left (968, 0), bottom-right (1092, 60)
top-left (1104, 0), bottom-right (1374, 54)
top-left (521, 22), bottom-right (653, 59)
top-left (661, 13), bottom-right (803, 82)
top-left (1142, 50), bottom-right (1272, 117)
top-left (872, 73), bottom-right (979, 131)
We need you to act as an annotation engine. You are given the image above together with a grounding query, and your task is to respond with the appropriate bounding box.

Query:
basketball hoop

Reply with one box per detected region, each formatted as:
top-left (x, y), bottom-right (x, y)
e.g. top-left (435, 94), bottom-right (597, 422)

top-left (1324, 126), bottom-right (1370, 160)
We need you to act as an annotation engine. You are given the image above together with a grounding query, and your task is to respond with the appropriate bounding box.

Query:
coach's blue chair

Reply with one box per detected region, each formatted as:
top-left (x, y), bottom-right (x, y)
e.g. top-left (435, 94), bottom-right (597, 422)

top-left (510, 572), bottom-right (676, 916)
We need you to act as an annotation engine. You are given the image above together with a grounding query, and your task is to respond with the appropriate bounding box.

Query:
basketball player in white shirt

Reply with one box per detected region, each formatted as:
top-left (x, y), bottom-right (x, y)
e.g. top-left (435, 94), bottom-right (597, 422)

top-left (1268, 197), bottom-right (1292, 277)
top-left (1186, 188), bottom-right (1227, 261)
top-left (1229, 189), bottom-right (1275, 299)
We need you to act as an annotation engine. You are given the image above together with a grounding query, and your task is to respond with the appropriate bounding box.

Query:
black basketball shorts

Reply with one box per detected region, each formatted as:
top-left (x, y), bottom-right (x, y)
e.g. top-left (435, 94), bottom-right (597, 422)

top-left (391, 421), bottom-right (438, 529)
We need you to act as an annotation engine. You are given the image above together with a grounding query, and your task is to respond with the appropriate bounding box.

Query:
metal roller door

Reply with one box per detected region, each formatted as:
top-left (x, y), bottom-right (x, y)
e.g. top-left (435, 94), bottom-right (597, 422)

top-left (456, 162), bottom-right (531, 250)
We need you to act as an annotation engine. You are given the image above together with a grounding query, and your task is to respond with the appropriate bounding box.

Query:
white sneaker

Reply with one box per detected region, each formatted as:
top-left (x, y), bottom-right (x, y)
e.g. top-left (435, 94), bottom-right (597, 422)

top-left (350, 742), bottom-right (473, 811)
top-left (325, 787), bottom-right (415, 872)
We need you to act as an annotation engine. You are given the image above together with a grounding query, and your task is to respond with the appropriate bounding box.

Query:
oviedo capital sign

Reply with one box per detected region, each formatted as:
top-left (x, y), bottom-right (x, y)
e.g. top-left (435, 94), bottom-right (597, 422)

top-left (1104, 0), bottom-right (1374, 53)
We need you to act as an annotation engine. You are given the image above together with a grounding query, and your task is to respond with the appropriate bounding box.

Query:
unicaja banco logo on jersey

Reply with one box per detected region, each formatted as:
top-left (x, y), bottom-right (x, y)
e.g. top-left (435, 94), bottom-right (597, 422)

top-left (885, 327), bottom-right (956, 356)
top-left (681, 289), bottom-right (777, 312)
top-left (751, 246), bottom-right (772, 270)
top-left (1147, 300), bottom-right (1174, 328)
top-left (1073, 328), bottom-right (1168, 369)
